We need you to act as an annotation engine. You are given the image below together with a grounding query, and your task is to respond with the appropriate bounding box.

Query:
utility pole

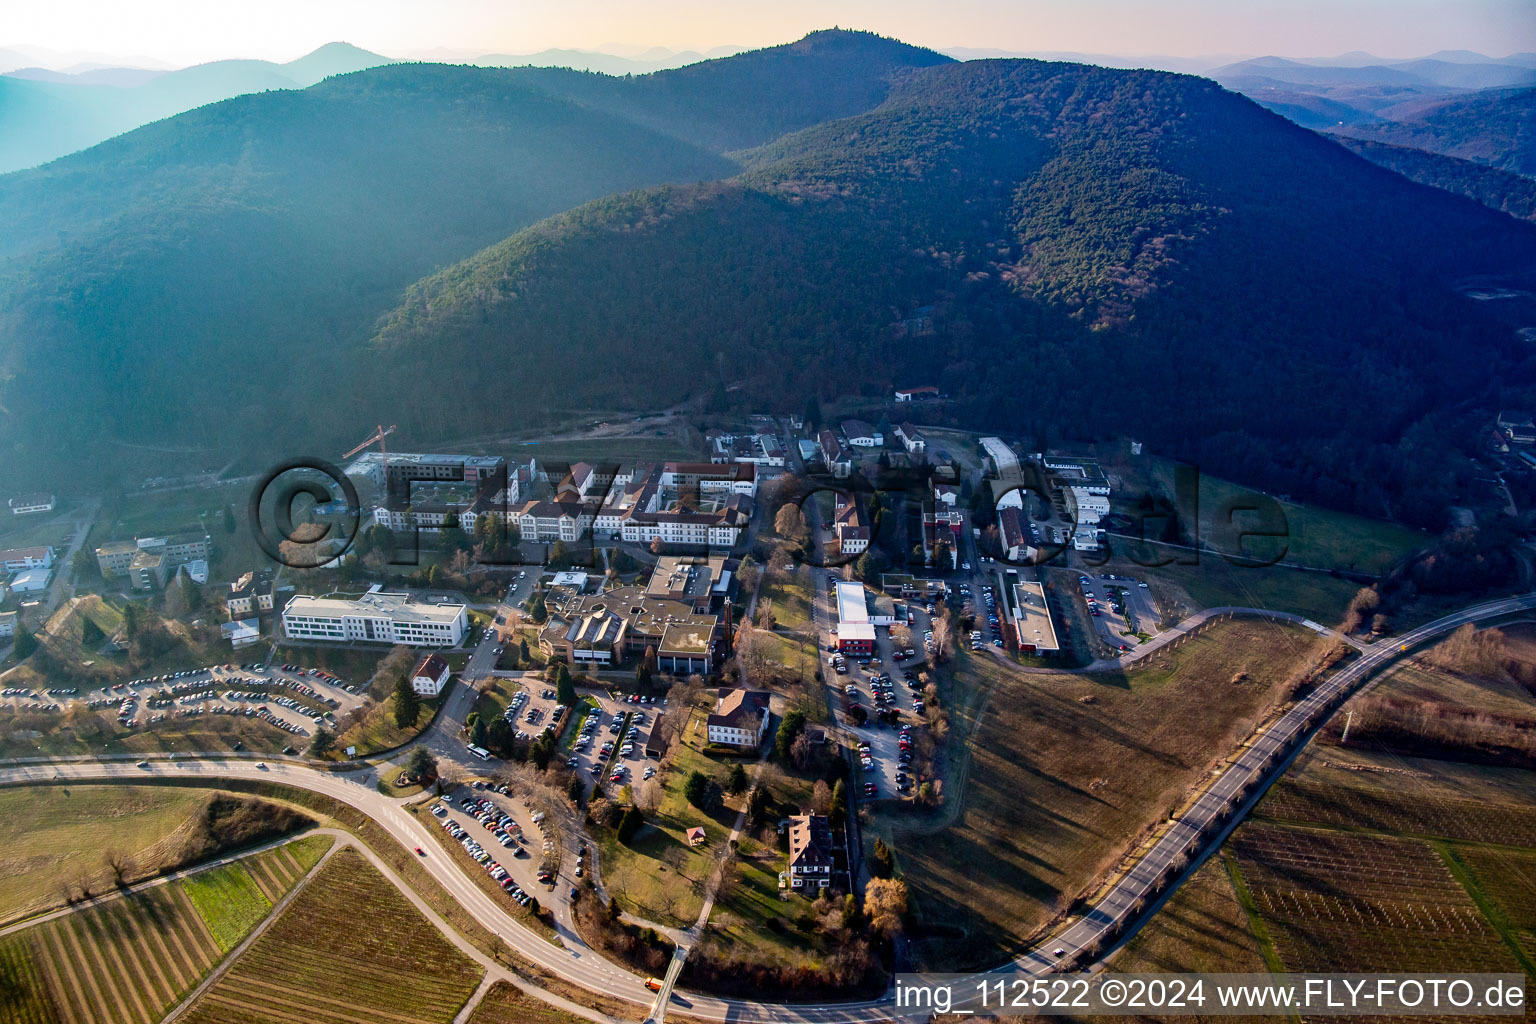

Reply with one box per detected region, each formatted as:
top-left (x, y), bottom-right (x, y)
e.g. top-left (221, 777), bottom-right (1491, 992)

top-left (1340, 708), bottom-right (1355, 745)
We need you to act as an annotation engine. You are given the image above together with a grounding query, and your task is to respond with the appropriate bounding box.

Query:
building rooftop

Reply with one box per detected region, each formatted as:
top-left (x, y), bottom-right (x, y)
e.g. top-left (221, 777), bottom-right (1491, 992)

top-left (835, 581), bottom-right (871, 625)
top-left (283, 591), bottom-right (465, 625)
top-left (414, 653), bottom-right (450, 680)
top-left (1011, 580), bottom-right (1060, 653)
top-left (788, 814), bottom-right (833, 870)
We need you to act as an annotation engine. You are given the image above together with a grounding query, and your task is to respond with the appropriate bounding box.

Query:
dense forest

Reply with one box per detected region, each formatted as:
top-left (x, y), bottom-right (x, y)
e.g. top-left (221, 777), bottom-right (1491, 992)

top-left (1, 30), bottom-right (1533, 530)
top-left (372, 58), bottom-right (1536, 527)
top-left (1336, 138), bottom-right (1536, 221)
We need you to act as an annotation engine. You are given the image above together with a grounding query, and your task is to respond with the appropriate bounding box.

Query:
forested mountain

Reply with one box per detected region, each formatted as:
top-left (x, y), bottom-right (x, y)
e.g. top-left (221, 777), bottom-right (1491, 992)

top-left (371, 57), bottom-right (1536, 525)
top-left (0, 31), bottom-right (947, 484)
top-left (1338, 137), bottom-right (1536, 220)
top-left (1333, 88), bottom-right (1536, 176)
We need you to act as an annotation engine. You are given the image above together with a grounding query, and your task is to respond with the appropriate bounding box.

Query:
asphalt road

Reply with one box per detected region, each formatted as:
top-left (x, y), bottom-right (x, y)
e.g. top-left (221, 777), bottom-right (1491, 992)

top-left (3, 592), bottom-right (1529, 1022)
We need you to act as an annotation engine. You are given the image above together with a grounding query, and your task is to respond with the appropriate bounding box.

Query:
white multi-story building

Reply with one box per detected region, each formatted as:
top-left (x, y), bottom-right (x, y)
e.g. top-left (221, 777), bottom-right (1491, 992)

top-left (0, 546), bottom-right (53, 573)
top-left (706, 688), bottom-right (770, 748)
top-left (281, 591), bottom-right (466, 646)
top-left (411, 653), bottom-right (451, 696)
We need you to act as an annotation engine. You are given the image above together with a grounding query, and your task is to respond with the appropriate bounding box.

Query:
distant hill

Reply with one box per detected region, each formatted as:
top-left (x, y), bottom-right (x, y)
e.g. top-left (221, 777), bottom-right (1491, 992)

top-left (1212, 54), bottom-right (1536, 132)
top-left (0, 42), bottom-right (395, 172)
top-left (370, 57), bottom-right (1536, 526)
top-left (1333, 88), bottom-right (1536, 176)
top-left (0, 30), bottom-right (946, 484)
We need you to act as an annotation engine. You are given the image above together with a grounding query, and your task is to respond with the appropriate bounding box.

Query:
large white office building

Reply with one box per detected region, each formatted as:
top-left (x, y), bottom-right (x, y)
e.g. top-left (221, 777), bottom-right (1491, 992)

top-left (281, 590), bottom-right (467, 647)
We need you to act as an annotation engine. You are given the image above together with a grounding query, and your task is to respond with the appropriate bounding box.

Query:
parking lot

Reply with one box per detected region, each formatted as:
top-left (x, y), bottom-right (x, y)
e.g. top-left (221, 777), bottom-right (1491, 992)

top-left (1076, 573), bottom-right (1161, 651)
top-left (0, 662), bottom-right (363, 739)
top-left (815, 574), bottom-right (933, 802)
top-left (430, 783), bottom-right (579, 907)
top-left (563, 689), bottom-right (666, 794)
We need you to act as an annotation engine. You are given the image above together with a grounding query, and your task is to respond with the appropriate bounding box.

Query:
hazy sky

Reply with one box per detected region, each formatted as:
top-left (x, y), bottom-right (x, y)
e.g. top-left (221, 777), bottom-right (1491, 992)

top-left (5, 0), bottom-right (1535, 66)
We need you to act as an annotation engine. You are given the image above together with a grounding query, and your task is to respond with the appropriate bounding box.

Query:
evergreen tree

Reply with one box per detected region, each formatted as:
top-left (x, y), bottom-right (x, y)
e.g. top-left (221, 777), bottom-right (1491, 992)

top-left (222, 502), bottom-right (237, 534)
top-left (556, 663), bottom-right (576, 705)
top-left (728, 762), bottom-right (748, 795)
top-left (393, 674), bottom-right (422, 729)
top-left (12, 629), bottom-right (38, 659)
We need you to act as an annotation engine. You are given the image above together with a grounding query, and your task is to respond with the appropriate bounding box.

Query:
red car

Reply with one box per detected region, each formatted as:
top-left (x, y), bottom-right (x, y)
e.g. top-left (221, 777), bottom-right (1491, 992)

top-left (414, 846), bottom-right (426, 857)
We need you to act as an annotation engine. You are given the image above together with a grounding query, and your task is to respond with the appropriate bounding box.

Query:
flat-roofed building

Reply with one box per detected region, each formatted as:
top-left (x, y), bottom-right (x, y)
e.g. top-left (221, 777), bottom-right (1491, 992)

top-left (95, 540), bottom-right (138, 578)
top-left (834, 580), bottom-right (876, 655)
top-left (538, 585), bottom-right (722, 672)
top-left (128, 550), bottom-right (167, 591)
top-left (0, 610), bottom-right (17, 638)
top-left (1010, 580), bottom-right (1060, 655)
top-left (281, 591), bottom-right (467, 646)
top-left (645, 554), bottom-right (733, 612)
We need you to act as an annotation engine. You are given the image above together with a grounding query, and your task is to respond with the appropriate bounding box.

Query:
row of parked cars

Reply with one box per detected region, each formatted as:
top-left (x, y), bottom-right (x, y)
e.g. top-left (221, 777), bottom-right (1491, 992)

top-left (974, 584), bottom-right (1003, 649)
top-left (434, 804), bottom-right (537, 908)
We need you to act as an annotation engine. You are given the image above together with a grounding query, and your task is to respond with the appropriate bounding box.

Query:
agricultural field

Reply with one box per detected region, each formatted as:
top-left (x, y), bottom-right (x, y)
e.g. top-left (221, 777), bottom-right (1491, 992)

top-left (1230, 824), bottom-right (1520, 975)
top-left (1255, 750), bottom-right (1536, 848)
top-left (179, 863), bottom-right (276, 952)
top-left (1111, 742), bottom-right (1536, 997)
top-left (0, 785), bottom-right (207, 922)
top-left (0, 834), bottom-right (329, 1024)
top-left (178, 846), bottom-right (480, 1024)
top-left (462, 981), bottom-right (591, 1024)
top-left (892, 619), bottom-right (1325, 970)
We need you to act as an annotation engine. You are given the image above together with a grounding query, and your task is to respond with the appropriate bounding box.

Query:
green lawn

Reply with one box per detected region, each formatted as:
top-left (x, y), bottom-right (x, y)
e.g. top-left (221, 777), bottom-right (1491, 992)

top-left (760, 577), bottom-right (814, 632)
top-left (1110, 453), bottom-right (1427, 575)
top-left (595, 710), bottom-right (738, 928)
top-left (181, 862), bottom-right (273, 950)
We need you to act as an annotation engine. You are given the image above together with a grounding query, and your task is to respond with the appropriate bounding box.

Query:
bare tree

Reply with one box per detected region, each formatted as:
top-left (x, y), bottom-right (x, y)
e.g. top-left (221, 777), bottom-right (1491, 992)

top-left (104, 849), bottom-right (135, 888)
top-left (662, 845), bottom-right (689, 878)
top-left (774, 503), bottom-right (808, 543)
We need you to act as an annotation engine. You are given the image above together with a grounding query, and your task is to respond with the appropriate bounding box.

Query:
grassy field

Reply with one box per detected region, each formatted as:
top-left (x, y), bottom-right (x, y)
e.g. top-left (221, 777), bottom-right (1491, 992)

top-left (332, 692), bottom-right (442, 757)
top-left (462, 982), bottom-right (591, 1024)
top-left (1108, 854), bottom-right (1272, 976)
top-left (890, 619), bottom-right (1326, 969)
top-left (1097, 539), bottom-right (1365, 625)
top-left (594, 710), bottom-right (738, 928)
top-left (0, 833), bottom-right (329, 1024)
top-left (760, 577), bottom-right (814, 633)
top-left (0, 785), bottom-right (207, 922)
top-left (179, 846), bottom-right (480, 1024)
top-left (1107, 452), bottom-right (1428, 575)
top-left (0, 707), bottom-right (309, 761)
top-left (179, 862), bottom-right (274, 952)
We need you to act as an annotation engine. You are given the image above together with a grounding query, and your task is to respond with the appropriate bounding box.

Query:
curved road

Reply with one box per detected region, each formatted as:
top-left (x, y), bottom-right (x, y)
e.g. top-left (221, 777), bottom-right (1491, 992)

top-left (3, 592), bottom-right (1530, 1022)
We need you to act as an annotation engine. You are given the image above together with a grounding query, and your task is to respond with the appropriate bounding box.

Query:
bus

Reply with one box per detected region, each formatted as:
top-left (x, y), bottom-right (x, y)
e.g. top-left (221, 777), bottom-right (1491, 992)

top-left (466, 744), bottom-right (492, 761)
